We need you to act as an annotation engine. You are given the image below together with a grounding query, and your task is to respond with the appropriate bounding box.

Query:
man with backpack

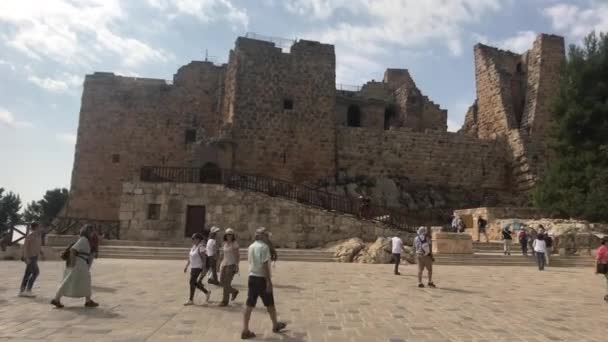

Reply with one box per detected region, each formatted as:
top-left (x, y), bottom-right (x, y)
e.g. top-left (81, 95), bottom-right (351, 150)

top-left (415, 227), bottom-right (436, 288)
top-left (542, 227), bottom-right (553, 266)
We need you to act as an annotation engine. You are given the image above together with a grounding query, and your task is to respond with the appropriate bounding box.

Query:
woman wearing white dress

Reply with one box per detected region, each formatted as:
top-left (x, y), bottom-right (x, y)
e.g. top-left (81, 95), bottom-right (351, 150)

top-left (51, 225), bottom-right (98, 308)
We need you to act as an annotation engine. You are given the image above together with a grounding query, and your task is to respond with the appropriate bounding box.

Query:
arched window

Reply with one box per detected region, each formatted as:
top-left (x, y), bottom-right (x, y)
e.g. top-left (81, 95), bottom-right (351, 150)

top-left (199, 162), bottom-right (222, 184)
top-left (347, 105), bottom-right (361, 127)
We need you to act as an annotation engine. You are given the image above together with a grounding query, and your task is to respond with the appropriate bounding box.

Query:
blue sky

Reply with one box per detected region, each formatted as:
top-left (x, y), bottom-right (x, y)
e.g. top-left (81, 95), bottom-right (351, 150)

top-left (1, 0), bottom-right (607, 207)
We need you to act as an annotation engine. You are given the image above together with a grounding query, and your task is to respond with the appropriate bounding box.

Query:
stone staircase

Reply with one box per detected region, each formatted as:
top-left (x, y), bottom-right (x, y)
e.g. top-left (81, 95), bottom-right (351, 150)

top-left (430, 242), bottom-right (595, 267)
top-left (47, 239), bottom-right (595, 267)
top-left (50, 239), bottom-right (335, 263)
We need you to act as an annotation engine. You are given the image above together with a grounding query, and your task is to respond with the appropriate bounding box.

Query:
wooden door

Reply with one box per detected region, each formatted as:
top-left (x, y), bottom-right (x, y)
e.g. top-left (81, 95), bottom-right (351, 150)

top-left (185, 206), bottom-right (206, 238)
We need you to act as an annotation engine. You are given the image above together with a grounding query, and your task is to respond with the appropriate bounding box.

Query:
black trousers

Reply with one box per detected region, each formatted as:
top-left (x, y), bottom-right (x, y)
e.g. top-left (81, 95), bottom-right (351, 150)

top-left (189, 268), bottom-right (209, 300)
top-left (393, 253), bottom-right (401, 274)
top-left (207, 256), bottom-right (219, 283)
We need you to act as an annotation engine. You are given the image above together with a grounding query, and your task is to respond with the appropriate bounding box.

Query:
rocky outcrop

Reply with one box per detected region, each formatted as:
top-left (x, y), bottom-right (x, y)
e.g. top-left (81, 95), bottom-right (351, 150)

top-left (354, 237), bottom-right (393, 264)
top-left (325, 238), bottom-right (365, 262)
top-left (329, 236), bottom-right (417, 264)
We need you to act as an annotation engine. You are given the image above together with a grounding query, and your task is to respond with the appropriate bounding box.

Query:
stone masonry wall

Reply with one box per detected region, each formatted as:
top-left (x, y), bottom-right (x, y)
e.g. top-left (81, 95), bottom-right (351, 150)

top-left (337, 127), bottom-right (508, 190)
top-left (119, 182), bottom-right (410, 247)
top-left (227, 38), bottom-right (337, 183)
top-left (67, 63), bottom-right (225, 221)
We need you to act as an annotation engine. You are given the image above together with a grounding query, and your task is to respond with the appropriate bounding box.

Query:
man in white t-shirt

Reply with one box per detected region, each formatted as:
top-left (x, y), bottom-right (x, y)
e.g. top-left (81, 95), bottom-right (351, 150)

top-left (241, 227), bottom-right (286, 339)
top-left (391, 236), bottom-right (404, 275)
top-left (206, 226), bottom-right (220, 285)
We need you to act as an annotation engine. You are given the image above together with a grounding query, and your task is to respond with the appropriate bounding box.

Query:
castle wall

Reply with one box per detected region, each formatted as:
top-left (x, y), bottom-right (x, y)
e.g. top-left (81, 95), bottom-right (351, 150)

top-left (337, 127), bottom-right (508, 190)
top-left (67, 63), bottom-right (225, 221)
top-left (228, 38), bottom-right (337, 182)
top-left (119, 182), bottom-right (412, 247)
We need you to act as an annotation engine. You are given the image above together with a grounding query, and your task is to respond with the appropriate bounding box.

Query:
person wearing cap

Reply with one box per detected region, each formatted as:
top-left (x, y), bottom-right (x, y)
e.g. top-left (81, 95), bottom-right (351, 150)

top-left (414, 226), bottom-right (436, 288)
top-left (183, 233), bottom-right (211, 305)
top-left (218, 228), bottom-right (239, 306)
top-left (206, 226), bottom-right (221, 285)
top-left (241, 227), bottom-right (286, 339)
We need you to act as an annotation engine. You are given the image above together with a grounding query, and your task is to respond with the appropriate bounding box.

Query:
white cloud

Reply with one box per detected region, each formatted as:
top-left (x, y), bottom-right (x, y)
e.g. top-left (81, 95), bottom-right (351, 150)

top-left (471, 33), bottom-right (489, 45)
top-left (27, 73), bottom-right (83, 93)
top-left (0, 108), bottom-right (34, 128)
top-left (544, 2), bottom-right (608, 40)
top-left (497, 31), bottom-right (537, 53)
top-left (0, 59), bottom-right (16, 71)
top-left (447, 119), bottom-right (461, 132)
top-left (288, 0), bottom-right (502, 57)
top-left (56, 133), bottom-right (77, 144)
top-left (147, 0), bottom-right (248, 28)
top-left (0, 0), bottom-right (171, 68)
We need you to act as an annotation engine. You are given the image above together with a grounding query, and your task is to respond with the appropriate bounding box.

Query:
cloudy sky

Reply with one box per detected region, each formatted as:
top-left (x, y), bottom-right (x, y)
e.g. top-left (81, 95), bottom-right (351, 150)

top-left (1, 0), bottom-right (607, 206)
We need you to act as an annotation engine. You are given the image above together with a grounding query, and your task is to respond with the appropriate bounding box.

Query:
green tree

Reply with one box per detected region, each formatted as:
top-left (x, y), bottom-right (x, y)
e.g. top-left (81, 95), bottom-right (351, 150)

top-left (22, 200), bottom-right (42, 224)
top-left (23, 188), bottom-right (69, 225)
top-left (534, 32), bottom-right (608, 221)
top-left (0, 188), bottom-right (22, 234)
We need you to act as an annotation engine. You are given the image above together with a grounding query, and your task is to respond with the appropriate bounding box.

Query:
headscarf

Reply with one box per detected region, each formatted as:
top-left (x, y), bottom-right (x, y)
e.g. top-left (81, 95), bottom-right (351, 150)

top-left (80, 224), bottom-right (94, 239)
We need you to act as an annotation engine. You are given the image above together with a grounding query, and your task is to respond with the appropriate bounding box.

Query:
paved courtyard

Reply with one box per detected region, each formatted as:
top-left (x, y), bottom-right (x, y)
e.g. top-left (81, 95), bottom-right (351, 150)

top-left (0, 259), bottom-right (606, 341)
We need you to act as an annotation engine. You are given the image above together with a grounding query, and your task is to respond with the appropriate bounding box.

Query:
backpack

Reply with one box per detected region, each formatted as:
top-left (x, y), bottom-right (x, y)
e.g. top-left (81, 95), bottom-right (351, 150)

top-left (60, 242), bottom-right (75, 261)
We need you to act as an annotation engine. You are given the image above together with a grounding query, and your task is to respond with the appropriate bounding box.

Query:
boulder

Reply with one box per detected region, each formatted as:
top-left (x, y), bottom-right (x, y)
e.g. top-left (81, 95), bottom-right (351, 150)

top-left (327, 238), bottom-right (365, 263)
top-left (355, 237), bottom-right (393, 264)
top-left (401, 245), bottom-right (416, 264)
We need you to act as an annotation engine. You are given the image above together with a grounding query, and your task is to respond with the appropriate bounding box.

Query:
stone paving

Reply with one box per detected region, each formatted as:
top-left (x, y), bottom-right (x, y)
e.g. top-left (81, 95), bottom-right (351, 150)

top-left (1, 259), bottom-right (607, 341)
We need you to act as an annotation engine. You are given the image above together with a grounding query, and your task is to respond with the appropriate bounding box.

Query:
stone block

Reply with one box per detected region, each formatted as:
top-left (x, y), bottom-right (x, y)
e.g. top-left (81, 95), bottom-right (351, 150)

top-left (432, 232), bottom-right (473, 254)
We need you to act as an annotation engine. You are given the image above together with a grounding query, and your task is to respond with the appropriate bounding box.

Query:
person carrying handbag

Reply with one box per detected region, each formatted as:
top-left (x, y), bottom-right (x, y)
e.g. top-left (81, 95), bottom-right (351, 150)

top-left (595, 237), bottom-right (608, 303)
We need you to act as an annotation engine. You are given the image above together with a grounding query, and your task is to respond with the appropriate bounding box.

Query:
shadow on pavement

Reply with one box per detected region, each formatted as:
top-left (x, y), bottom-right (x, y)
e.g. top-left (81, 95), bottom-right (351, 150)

top-left (62, 306), bottom-right (122, 318)
top-left (436, 287), bottom-right (479, 294)
top-left (91, 285), bottom-right (117, 293)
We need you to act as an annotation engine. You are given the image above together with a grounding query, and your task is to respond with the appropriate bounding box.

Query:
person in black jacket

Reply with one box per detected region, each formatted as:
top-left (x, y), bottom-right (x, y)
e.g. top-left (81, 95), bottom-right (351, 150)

top-left (502, 224), bottom-right (513, 256)
top-left (477, 216), bottom-right (489, 243)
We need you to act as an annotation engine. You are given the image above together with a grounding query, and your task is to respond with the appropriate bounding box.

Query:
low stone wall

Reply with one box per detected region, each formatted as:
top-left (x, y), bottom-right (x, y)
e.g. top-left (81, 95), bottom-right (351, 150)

top-left (0, 245), bottom-right (60, 260)
top-left (454, 207), bottom-right (547, 240)
top-left (120, 182), bottom-right (416, 248)
top-left (432, 232), bottom-right (473, 254)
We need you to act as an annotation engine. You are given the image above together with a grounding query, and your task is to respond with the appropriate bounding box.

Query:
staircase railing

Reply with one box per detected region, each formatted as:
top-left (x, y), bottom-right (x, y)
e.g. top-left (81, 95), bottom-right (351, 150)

top-left (49, 217), bottom-right (120, 240)
top-left (140, 166), bottom-right (447, 232)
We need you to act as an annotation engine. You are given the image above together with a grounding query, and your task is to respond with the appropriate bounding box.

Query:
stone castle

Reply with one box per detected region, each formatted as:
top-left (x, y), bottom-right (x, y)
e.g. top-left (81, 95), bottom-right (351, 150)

top-left (63, 33), bottom-right (565, 234)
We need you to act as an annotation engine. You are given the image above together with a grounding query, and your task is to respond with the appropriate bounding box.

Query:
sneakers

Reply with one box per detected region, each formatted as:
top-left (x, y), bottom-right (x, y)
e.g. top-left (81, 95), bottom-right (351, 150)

top-left (50, 299), bottom-right (64, 308)
top-left (183, 300), bottom-right (194, 306)
top-left (231, 290), bottom-right (239, 302)
top-left (272, 322), bottom-right (287, 333)
top-left (84, 300), bottom-right (99, 308)
top-left (19, 290), bottom-right (35, 297)
top-left (428, 282), bottom-right (436, 288)
top-left (394, 272), bottom-right (401, 275)
top-left (241, 330), bottom-right (256, 339)
top-left (218, 302), bottom-right (228, 307)
top-left (205, 290), bottom-right (211, 303)
top-left (418, 283), bottom-right (425, 288)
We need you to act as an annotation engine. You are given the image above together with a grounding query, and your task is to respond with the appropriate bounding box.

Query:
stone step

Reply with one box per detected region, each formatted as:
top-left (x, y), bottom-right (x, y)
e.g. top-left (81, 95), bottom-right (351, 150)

top-left (98, 253), bottom-right (335, 262)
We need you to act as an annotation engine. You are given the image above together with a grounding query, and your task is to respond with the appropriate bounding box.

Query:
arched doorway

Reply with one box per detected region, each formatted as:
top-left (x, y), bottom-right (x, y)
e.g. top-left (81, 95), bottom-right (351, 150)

top-left (199, 162), bottom-right (222, 184)
top-left (347, 105), bottom-right (361, 127)
top-left (384, 105), bottom-right (397, 130)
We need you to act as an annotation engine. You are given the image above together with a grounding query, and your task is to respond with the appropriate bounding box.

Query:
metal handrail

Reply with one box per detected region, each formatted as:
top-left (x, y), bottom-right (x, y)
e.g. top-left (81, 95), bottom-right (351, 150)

top-left (140, 166), bottom-right (448, 232)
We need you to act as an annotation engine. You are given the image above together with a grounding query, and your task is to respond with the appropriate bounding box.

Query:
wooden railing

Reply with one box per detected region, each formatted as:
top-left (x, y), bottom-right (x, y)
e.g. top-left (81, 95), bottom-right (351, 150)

top-left (49, 217), bottom-right (121, 240)
top-left (141, 167), bottom-right (448, 232)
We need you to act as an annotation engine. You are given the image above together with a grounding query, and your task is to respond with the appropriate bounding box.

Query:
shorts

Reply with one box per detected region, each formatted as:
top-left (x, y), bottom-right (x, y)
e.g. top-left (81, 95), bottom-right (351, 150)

top-left (246, 276), bottom-right (275, 308)
top-left (417, 255), bottom-right (433, 272)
